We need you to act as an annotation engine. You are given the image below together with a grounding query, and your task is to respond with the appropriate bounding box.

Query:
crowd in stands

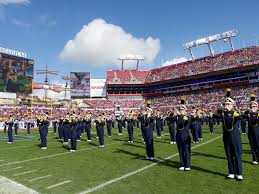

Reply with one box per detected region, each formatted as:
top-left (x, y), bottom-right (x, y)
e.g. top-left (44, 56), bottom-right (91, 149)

top-left (107, 46), bottom-right (259, 84)
top-left (1, 85), bottom-right (258, 121)
top-left (107, 70), bottom-right (149, 84)
top-left (148, 85), bottom-right (259, 112)
top-left (83, 99), bottom-right (145, 109)
top-left (147, 46), bottom-right (259, 82)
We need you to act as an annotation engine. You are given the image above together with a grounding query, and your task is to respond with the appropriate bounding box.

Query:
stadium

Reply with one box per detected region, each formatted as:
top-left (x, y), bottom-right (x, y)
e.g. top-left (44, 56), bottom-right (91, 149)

top-left (1, 1), bottom-right (259, 194)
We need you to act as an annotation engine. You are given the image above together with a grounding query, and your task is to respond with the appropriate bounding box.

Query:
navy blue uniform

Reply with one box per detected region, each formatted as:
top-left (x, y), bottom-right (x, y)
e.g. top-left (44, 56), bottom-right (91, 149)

top-left (138, 114), bottom-right (146, 142)
top-left (53, 121), bottom-right (57, 134)
top-left (244, 111), bottom-right (259, 162)
top-left (241, 117), bottom-right (247, 134)
top-left (6, 120), bottom-right (14, 143)
top-left (76, 119), bottom-right (82, 141)
top-left (38, 119), bottom-right (49, 148)
top-left (217, 110), bottom-right (242, 176)
top-left (197, 117), bottom-right (203, 139)
top-left (58, 119), bottom-right (64, 140)
top-left (14, 122), bottom-right (18, 136)
top-left (144, 115), bottom-right (155, 158)
top-left (70, 119), bottom-right (78, 151)
top-left (208, 114), bottom-right (214, 133)
top-left (117, 117), bottom-right (123, 135)
top-left (127, 117), bottom-right (134, 142)
top-left (106, 118), bottom-right (113, 137)
top-left (155, 116), bottom-right (163, 137)
top-left (63, 119), bottom-right (70, 144)
top-left (190, 116), bottom-right (199, 143)
top-left (26, 121), bottom-right (31, 135)
top-left (176, 115), bottom-right (191, 168)
top-left (166, 114), bottom-right (176, 143)
top-left (95, 119), bottom-right (105, 146)
top-left (84, 118), bottom-right (92, 141)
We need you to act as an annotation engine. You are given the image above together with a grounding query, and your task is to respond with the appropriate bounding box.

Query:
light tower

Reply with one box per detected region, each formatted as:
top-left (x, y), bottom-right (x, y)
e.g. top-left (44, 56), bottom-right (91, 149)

top-left (183, 30), bottom-right (238, 59)
top-left (36, 64), bottom-right (58, 103)
top-left (118, 55), bottom-right (145, 70)
top-left (62, 75), bottom-right (72, 100)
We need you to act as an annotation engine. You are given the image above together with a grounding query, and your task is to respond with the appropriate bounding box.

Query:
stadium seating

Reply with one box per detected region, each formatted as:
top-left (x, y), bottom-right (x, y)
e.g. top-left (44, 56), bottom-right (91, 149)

top-left (147, 46), bottom-right (259, 82)
top-left (107, 46), bottom-right (259, 84)
top-left (148, 85), bottom-right (259, 112)
top-left (107, 70), bottom-right (149, 84)
top-left (83, 99), bottom-right (145, 109)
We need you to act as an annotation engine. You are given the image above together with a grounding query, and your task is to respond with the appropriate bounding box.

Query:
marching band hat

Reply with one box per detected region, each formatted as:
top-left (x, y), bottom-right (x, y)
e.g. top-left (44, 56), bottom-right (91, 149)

top-left (224, 97), bottom-right (235, 105)
top-left (224, 88), bottom-right (235, 105)
top-left (250, 93), bottom-right (258, 107)
top-left (179, 98), bottom-right (187, 110)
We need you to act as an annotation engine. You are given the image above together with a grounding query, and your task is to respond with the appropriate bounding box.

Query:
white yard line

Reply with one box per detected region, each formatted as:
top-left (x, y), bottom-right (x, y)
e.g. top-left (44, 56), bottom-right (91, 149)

top-left (0, 176), bottom-right (39, 194)
top-left (0, 142), bottom-right (121, 167)
top-left (28, 174), bottom-right (52, 182)
top-left (46, 180), bottom-right (71, 189)
top-left (13, 170), bottom-right (37, 177)
top-left (2, 166), bottom-right (22, 172)
top-left (78, 135), bottom-right (222, 194)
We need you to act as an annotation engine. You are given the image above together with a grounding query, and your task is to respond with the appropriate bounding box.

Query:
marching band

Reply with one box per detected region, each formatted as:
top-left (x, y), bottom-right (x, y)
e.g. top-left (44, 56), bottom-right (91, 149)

top-left (1, 88), bottom-right (259, 181)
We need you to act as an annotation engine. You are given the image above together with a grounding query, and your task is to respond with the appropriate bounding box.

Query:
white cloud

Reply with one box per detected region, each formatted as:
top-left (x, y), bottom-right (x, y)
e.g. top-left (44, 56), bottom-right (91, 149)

top-left (11, 18), bottom-right (30, 27)
top-left (161, 57), bottom-right (188, 67)
top-left (0, 0), bottom-right (30, 5)
top-left (59, 18), bottom-right (160, 68)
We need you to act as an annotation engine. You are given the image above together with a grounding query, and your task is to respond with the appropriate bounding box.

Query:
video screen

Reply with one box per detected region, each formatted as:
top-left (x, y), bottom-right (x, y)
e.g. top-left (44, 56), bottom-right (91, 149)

top-left (70, 72), bottom-right (90, 98)
top-left (0, 54), bottom-right (33, 93)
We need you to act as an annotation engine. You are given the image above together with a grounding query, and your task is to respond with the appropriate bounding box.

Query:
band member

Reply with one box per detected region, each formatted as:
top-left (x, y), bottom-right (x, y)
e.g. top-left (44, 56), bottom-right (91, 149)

top-left (58, 117), bottom-right (64, 141)
top-left (166, 110), bottom-right (176, 144)
top-left (197, 109), bottom-right (203, 140)
top-left (138, 110), bottom-right (146, 143)
top-left (155, 110), bottom-right (163, 138)
top-left (63, 114), bottom-right (70, 145)
top-left (70, 115), bottom-right (78, 152)
top-left (76, 114), bottom-right (82, 141)
top-left (26, 117), bottom-right (31, 135)
top-left (84, 113), bottom-right (92, 142)
top-left (144, 101), bottom-right (155, 160)
top-left (38, 113), bottom-right (49, 149)
top-left (190, 107), bottom-right (199, 144)
top-left (244, 94), bottom-right (259, 165)
top-left (208, 110), bottom-right (214, 134)
top-left (116, 114), bottom-right (123, 136)
top-left (106, 114), bottom-right (113, 137)
top-left (240, 109), bottom-right (247, 135)
top-left (14, 119), bottom-right (19, 136)
top-left (6, 115), bottom-right (14, 144)
top-left (53, 119), bottom-right (58, 135)
top-left (95, 114), bottom-right (105, 147)
top-left (127, 111), bottom-right (135, 143)
top-left (176, 99), bottom-right (191, 171)
top-left (215, 88), bottom-right (243, 180)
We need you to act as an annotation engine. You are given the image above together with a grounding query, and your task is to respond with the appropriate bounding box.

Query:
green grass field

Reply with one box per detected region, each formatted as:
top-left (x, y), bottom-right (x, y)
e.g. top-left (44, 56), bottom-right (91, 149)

top-left (0, 125), bottom-right (259, 194)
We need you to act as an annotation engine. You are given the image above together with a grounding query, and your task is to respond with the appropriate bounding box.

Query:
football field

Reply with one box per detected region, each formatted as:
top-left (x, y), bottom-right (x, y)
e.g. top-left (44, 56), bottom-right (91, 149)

top-left (0, 125), bottom-right (259, 194)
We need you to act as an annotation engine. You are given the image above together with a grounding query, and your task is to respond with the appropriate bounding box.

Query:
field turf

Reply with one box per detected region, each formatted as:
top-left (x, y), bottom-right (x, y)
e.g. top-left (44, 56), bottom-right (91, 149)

top-left (0, 125), bottom-right (259, 194)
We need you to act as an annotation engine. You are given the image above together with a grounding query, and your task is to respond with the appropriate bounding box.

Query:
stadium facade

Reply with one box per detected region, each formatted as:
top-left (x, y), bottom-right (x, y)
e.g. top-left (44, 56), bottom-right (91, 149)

top-left (106, 46), bottom-right (259, 101)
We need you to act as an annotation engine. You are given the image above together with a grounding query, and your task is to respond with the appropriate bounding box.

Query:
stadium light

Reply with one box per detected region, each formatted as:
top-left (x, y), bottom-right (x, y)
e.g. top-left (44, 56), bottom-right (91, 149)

top-left (118, 54), bottom-right (145, 70)
top-left (36, 64), bottom-right (58, 103)
top-left (62, 75), bottom-right (72, 100)
top-left (183, 30), bottom-right (238, 59)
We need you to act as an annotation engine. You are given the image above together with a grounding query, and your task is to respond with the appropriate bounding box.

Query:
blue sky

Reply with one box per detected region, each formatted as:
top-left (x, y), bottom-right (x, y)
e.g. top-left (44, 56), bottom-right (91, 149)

top-left (0, 0), bottom-right (259, 84)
